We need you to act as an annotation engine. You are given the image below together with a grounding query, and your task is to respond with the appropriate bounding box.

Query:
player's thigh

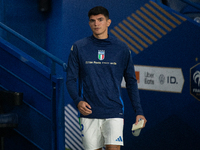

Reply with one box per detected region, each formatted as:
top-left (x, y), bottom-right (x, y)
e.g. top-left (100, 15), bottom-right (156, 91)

top-left (80, 118), bottom-right (104, 150)
top-left (102, 118), bottom-right (124, 146)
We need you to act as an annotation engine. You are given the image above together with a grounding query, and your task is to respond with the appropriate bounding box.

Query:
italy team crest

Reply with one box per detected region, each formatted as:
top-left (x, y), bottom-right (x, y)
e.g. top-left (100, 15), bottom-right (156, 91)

top-left (98, 50), bottom-right (105, 60)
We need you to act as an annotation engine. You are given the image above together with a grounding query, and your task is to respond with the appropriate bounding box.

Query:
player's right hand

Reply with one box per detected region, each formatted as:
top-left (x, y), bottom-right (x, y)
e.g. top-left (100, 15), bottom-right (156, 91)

top-left (77, 101), bottom-right (92, 116)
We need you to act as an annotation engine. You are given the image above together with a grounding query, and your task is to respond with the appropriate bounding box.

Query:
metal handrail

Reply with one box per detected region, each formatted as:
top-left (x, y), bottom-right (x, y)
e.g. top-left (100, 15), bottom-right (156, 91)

top-left (0, 22), bottom-right (67, 72)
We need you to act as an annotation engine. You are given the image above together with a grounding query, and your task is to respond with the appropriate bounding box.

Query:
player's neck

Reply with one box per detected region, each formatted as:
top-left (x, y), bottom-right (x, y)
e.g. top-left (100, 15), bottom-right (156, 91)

top-left (93, 33), bottom-right (108, 39)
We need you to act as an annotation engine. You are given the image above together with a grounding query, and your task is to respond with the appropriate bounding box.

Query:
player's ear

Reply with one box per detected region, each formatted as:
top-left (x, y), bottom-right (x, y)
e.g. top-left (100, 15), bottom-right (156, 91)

top-left (107, 19), bottom-right (111, 27)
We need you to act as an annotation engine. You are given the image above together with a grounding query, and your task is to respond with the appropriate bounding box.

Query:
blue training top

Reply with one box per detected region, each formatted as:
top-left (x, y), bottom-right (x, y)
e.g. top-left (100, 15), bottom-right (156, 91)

top-left (66, 35), bottom-right (144, 119)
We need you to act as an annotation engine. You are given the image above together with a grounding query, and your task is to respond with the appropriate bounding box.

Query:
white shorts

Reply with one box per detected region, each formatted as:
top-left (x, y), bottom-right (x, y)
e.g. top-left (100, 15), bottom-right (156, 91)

top-left (80, 118), bottom-right (124, 150)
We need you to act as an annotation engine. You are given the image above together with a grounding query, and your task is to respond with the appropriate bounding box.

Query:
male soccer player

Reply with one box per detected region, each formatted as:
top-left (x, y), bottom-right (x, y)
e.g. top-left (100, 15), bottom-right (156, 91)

top-left (66, 6), bottom-right (147, 150)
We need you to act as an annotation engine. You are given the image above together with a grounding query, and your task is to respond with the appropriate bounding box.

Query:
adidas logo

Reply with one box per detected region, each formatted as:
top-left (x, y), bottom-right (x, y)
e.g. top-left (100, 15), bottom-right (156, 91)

top-left (115, 136), bottom-right (123, 142)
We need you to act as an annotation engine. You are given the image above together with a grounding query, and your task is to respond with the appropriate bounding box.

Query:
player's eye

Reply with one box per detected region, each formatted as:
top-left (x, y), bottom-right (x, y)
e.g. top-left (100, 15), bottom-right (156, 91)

top-left (90, 19), bottom-right (95, 23)
top-left (99, 18), bottom-right (103, 21)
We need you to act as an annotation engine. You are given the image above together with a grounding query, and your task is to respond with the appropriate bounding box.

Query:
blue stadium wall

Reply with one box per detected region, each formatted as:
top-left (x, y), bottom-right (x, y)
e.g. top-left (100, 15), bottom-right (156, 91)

top-left (1, 0), bottom-right (200, 149)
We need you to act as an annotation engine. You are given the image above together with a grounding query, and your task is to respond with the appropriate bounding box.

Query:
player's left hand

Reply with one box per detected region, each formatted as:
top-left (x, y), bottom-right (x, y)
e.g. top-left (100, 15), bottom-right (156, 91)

top-left (135, 115), bottom-right (147, 128)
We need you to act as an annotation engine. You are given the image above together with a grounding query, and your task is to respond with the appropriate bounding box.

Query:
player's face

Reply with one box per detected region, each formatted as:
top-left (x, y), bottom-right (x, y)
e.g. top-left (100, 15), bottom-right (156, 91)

top-left (89, 14), bottom-right (111, 39)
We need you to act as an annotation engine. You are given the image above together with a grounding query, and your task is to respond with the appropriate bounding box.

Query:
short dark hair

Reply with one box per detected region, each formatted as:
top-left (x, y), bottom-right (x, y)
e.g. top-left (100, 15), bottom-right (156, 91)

top-left (88, 6), bottom-right (109, 19)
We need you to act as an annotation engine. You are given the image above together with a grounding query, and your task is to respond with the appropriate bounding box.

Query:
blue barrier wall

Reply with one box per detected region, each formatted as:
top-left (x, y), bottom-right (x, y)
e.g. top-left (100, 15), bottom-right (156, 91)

top-left (0, 0), bottom-right (48, 64)
top-left (119, 1), bottom-right (200, 149)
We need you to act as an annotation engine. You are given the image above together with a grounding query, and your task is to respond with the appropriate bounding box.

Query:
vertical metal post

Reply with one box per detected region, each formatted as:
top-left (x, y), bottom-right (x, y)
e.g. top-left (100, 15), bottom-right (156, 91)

top-left (55, 78), bottom-right (65, 150)
top-left (51, 81), bottom-right (57, 150)
top-left (51, 78), bottom-right (65, 150)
